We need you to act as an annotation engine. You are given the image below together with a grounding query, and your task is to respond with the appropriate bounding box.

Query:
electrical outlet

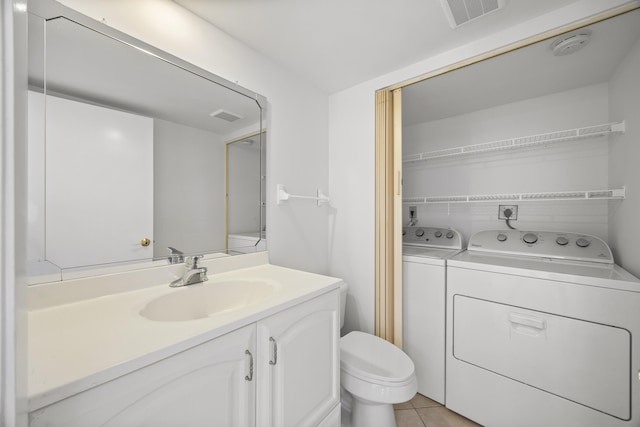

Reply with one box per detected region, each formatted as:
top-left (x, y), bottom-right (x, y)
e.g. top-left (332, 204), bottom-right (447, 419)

top-left (498, 205), bottom-right (518, 220)
top-left (409, 206), bottom-right (417, 219)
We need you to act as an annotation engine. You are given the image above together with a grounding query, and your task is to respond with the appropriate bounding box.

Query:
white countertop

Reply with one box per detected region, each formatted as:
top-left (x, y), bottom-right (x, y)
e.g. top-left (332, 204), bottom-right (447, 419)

top-left (28, 253), bottom-right (342, 411)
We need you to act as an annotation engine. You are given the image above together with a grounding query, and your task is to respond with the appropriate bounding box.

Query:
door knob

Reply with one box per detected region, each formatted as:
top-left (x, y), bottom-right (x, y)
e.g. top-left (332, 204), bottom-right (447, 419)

top-left (140, 238), bottom-right (151, 247)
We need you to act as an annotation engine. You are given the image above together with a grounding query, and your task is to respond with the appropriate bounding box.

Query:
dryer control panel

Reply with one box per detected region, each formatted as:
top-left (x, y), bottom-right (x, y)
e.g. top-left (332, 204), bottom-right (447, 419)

top-left (467, 230), bottom-right (613, 264)
top-left (403, 227), bottom-right (464, 250)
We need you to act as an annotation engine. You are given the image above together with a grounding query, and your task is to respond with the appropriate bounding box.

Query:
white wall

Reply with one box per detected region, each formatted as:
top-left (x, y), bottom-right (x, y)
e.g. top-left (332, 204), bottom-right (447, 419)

top-left (609, 37), bottom-right (640, 277)
top-left (58, 0), bottom-right (330, 274)
top-left (403, 83), bottom-right (610, 243)
top-left (153, 119), bottom-right (226, 258)
top-left (329, 0), bottom-right (637, 335)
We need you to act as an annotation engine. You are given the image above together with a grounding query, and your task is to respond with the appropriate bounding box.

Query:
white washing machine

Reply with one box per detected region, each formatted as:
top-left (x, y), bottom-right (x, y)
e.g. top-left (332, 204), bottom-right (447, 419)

top-left (446, 229), bottom-right (640, 427)
top-left (402, 226), bottom-right (464, 404)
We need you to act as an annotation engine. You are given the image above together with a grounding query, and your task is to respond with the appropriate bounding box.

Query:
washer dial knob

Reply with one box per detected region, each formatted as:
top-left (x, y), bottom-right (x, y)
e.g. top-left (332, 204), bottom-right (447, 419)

top-left (434, 230), bottom-right (443, 238)
top-left (415, 229), bottom-right (425, 237)
top-left (576, 238), bottom-right (590, 248)
top-left (523, 233), bottom-right (538, 244)
top-left (556, 236), bottom-right (569, 246)
top-left (446, 231), bottom-right (454, 239)
top-left (497, 233), bottom-right (507, 242)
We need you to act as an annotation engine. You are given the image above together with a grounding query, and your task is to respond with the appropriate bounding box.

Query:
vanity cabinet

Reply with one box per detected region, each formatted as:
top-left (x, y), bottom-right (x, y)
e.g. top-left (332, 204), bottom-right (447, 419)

top-left (257, 289), bottom-right (340, 427)
top-left (29, 323), bottom-right (257, 427)
top-left (29, 290), bottom-right (340, 427)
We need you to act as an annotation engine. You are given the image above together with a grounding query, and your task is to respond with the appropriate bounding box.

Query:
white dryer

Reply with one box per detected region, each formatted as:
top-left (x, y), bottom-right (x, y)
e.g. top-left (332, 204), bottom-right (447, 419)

top-left (402, 226), bottom-right (463, 404)
top-left (446, 229), bottom-right (640, 427)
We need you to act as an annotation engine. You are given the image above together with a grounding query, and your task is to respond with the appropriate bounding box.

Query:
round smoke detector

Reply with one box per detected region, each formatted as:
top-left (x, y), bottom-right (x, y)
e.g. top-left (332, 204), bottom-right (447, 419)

top-left (551, 29), bottom-right (592, 56)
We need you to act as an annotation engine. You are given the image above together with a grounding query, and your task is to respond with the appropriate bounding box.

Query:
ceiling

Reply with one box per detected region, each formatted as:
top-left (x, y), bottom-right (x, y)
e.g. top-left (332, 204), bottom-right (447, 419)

top-left (403, 9), bottom-right (640, 124)
top-left (174, 0), bottom-right (583, 94)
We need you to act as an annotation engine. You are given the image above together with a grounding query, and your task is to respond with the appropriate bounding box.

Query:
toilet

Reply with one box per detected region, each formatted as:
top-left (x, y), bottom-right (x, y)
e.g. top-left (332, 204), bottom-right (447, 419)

top-left (339, 283), bottom-right (417, 427)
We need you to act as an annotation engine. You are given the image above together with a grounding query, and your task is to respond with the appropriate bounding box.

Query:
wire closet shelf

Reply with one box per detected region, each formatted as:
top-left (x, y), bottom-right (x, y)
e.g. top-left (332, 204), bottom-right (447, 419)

top-left (402, 121), bottom-right (625, 163)
top-left (403, 188), bottom-right (626, 205)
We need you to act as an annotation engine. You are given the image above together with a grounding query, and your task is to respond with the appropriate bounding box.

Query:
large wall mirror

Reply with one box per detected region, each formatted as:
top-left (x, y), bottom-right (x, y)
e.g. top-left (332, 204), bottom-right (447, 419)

top-left (27, 1), bottom-right (267, 284)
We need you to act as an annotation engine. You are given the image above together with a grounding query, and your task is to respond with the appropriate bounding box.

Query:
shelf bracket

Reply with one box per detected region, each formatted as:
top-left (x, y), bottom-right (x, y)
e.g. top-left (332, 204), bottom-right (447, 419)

top-left (611, 121), bottom-right (626, 133)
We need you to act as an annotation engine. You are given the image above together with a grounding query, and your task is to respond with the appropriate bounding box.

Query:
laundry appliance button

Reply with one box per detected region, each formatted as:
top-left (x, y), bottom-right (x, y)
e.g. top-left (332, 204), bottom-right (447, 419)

top-left (576, 238), bottom-right (590, 248)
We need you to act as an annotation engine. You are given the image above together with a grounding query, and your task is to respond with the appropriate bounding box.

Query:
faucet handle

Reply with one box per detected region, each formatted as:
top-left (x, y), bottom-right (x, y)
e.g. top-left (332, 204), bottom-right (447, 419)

top-left (167, 247), bottom-right (184, 264)
top-left (186, 255), bottom-right (204, 268)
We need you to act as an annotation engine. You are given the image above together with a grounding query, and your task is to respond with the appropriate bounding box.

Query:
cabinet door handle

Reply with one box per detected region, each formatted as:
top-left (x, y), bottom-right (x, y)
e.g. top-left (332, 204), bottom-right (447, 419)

top-left (269, 337), bottom-right (278, 365)
top-left (245, 349), bottom-right (254, 381)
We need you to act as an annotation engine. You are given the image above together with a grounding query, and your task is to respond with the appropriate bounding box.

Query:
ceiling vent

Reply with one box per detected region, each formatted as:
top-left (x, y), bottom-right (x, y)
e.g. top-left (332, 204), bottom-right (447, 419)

top-left (210, 109), bottom-right (244, 122)
top-left (440, 0), bottom-right (507, 28)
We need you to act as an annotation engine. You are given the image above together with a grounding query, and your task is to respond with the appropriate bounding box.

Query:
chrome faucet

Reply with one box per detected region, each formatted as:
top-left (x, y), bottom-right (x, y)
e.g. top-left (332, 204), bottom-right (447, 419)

top-left (167, 246), bottom-right (184, 264)
top-left (170, 255), bottom-right (208, 287)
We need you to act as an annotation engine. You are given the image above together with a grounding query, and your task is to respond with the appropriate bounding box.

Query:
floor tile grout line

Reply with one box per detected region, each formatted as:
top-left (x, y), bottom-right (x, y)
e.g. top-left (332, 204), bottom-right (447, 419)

top-left (394, 408), bottom-right (427, 427)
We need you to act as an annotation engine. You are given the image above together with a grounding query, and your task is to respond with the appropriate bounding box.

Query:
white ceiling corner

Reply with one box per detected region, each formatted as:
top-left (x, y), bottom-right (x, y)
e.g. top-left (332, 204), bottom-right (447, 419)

top-left (174, 0), bottom-right (590, 94)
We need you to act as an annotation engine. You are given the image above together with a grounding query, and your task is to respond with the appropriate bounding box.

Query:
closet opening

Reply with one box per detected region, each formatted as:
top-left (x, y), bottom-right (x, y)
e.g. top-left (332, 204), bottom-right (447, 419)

top-left (374, 4), bottom-right (640, 344)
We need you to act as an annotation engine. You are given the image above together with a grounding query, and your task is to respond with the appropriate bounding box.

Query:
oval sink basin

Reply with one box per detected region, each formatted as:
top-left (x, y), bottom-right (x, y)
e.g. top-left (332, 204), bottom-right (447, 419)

top-left (140, 280), bottom-right (279, 322)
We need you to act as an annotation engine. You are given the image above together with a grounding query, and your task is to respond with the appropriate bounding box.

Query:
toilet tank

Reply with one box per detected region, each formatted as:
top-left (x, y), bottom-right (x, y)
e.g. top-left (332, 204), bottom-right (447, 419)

top-left (339, 282), bottom-right (348, 329)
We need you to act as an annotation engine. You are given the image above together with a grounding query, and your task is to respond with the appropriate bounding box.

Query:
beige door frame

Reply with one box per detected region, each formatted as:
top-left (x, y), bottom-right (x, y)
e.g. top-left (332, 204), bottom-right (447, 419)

top-left (373, 4), bottom-right (639, 346)
top-left (374, 89), bottom-right (403, 346)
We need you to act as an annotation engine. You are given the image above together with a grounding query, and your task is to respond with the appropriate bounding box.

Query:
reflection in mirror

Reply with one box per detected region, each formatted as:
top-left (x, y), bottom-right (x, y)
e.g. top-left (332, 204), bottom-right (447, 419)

top-left (27, 9), bottom-right (266, 284)
top-left (226, 131), bottom-right (267, 254)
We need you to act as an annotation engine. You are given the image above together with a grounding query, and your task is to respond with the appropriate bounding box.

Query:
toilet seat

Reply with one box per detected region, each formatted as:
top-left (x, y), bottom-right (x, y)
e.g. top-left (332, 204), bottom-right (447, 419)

top-left (341, 331), bottom-right (415, 386)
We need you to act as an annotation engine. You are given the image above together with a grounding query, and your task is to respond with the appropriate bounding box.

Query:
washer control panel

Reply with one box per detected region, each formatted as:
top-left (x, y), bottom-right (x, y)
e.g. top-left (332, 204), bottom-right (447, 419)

top-left (468, 230), bottom-right (613, 264)
top-left (403, 227), bottom-right (463, 250)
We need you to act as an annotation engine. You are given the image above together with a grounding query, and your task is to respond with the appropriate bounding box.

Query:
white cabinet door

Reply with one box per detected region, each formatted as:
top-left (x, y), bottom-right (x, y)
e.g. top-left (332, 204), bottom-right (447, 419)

top-left (45, 94), bottom-right (154, 269)
top-left (453, 295), bottom-right (631, 420)
top-left (402, 260), bottom-right (445, 403)
top-left (30, 324), bottom-right (256, 427)
top-left (257, 290), bottom-right (340, 427)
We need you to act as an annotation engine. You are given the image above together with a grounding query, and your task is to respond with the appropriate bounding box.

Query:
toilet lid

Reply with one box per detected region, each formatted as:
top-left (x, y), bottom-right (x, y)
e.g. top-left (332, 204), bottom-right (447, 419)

top-left (340, 331), bottom-right (415, 385)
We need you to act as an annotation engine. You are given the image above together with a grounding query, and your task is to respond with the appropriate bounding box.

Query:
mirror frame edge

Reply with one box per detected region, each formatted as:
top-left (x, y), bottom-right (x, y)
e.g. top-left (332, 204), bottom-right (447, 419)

top-left (28, 0), bottom-right (267, 107)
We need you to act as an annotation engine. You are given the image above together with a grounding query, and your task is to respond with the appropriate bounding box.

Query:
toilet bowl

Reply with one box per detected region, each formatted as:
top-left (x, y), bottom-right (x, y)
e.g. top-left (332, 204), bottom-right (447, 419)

top-left (339, 283), bottom-right (417, 427)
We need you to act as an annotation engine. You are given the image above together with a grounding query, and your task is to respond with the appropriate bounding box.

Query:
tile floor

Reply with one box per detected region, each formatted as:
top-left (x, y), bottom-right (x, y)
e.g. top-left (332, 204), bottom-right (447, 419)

top-left (393, 393), bottom-right (482, 427)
